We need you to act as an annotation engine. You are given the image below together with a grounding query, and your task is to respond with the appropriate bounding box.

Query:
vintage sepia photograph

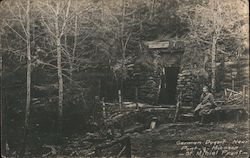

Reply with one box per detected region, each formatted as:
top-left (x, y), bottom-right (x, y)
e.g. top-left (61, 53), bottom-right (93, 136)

top-left (0, 0), bottom-right (249, 157)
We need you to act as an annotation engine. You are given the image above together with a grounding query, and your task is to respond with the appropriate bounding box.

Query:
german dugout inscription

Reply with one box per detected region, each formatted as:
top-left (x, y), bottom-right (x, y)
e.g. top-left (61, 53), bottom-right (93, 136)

top-left (176, 139), bottom-right (249, 157)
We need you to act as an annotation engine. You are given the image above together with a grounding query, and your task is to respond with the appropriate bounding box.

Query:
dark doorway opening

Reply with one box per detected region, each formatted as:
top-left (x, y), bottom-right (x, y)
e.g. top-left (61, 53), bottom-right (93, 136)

top-left (159, 67), bottom-right (179, 104)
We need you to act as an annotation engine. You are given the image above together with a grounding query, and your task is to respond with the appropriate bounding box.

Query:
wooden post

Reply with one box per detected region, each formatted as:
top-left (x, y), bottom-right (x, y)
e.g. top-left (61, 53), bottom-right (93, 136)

top-left (102, 98), bottom-right (106, 119)
top-left (232, 78), bottom-right (235, 91)
top-left (135, 87), bottom-right (138, 109)
top-left (174, 91), bottom-right (182, 123)
top-left (242, 85), bottom-right (246, 107)
top-left (118, 90), bottom-right (122, 110)
top-left (174, 101), bottom-right (180, 123)
top-left (231, 71), bottom-right (237, 91)
top-left (98, 79), bottom-right (101, 97)
top-left (224, 89), bottom-right (227, 97)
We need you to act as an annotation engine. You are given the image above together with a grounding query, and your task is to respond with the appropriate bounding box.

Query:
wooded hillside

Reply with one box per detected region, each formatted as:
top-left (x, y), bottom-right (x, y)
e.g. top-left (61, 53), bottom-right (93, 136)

top-left (1, 0), bottom-right (248, 157)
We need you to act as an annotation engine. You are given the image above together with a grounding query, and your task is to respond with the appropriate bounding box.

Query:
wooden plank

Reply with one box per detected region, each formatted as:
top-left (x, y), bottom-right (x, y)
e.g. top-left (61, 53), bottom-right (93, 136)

top-left (145, 41), bottom-right (170, 49)
top-left (216, 105), bottom-right (246, 110)
top-left (226, 88), bottom-right (249, 97)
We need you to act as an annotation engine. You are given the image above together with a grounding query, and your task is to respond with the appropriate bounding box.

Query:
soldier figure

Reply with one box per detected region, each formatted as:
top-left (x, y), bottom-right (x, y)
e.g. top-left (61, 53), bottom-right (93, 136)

top-left (194, 86), bottom-right (217, 123)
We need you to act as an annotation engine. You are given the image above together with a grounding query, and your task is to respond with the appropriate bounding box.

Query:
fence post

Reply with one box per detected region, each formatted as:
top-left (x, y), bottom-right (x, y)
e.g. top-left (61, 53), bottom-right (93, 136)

top-left (118, 90), bottom-right (122, 110)
top-left (102, 97), bottom-right (106, 119)
top-left (135, 87), bottom-right (138, 109)
top-left (242, 85), bottom-right (246, 107)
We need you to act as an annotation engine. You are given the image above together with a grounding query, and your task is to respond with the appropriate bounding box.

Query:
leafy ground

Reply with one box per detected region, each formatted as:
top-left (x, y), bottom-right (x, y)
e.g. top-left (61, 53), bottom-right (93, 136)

top-left (3, 105), bottom-right (249, 158)
top-left (26, 120), bottom-right (249, 158)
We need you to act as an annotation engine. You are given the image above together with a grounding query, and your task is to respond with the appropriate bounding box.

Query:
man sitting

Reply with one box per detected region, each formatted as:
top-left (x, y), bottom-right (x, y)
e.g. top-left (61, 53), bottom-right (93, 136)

top-left (194, 86), bottom-right (218, 123)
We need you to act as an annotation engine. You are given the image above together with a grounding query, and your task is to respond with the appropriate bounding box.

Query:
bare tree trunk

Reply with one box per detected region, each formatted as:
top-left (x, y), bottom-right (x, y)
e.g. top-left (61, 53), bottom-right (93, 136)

top-left (101, 0), bottom-right (104, 23)
top-left (23, 0), bottom-right (31, 155)
top-left (149, 0), bottom-right (155, 20)
top-left (121, 0), bottom-right (125, 65)
top-left (119, 0), bottom-right (126, 105)
top-left (211, 35), bottom-right (217, 92)
top-left (139, 12), bottom-right (142, 31)
top-left (70, 15), bottom-right (78, 85)
top-left (211, 0), bottom-right (220, 92)
top-left (55, 3), bottom-right (64, 133)
top-left (69, 60), bottom-right (73, 85)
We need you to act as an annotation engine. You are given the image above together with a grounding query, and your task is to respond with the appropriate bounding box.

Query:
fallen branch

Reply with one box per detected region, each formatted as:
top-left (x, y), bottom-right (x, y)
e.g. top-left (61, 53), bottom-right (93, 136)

top-left (125, 125), bottom-right (144, 134)
top-left (226, 88), bottom-right (249, 97)
top-left (226, 88), bottom-right (240, 94)
top-left (117, 146), bottom-right (126, 157)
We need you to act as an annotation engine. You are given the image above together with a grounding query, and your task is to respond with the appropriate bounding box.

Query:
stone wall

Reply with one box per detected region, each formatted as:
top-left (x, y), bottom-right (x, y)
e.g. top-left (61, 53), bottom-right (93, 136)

top-left (133, 68), bottom-right (206, 107)
top-left (132, 52), bottom-right (162, 105)
top-left (176, 70), bottom-right (202, 107)
top-left (135, 70), bottom-right (161, 105)
top-left (133, 67), bottom-right (203, 107)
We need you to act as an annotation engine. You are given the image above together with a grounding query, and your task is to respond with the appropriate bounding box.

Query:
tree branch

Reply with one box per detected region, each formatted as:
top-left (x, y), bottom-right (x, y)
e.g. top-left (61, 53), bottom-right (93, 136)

top-left (5, 22), bottom-right (27, 42)
top-left (60, 0), bottom-right (71, 37)
top-left (40, 17), bottom-right (57, 38)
